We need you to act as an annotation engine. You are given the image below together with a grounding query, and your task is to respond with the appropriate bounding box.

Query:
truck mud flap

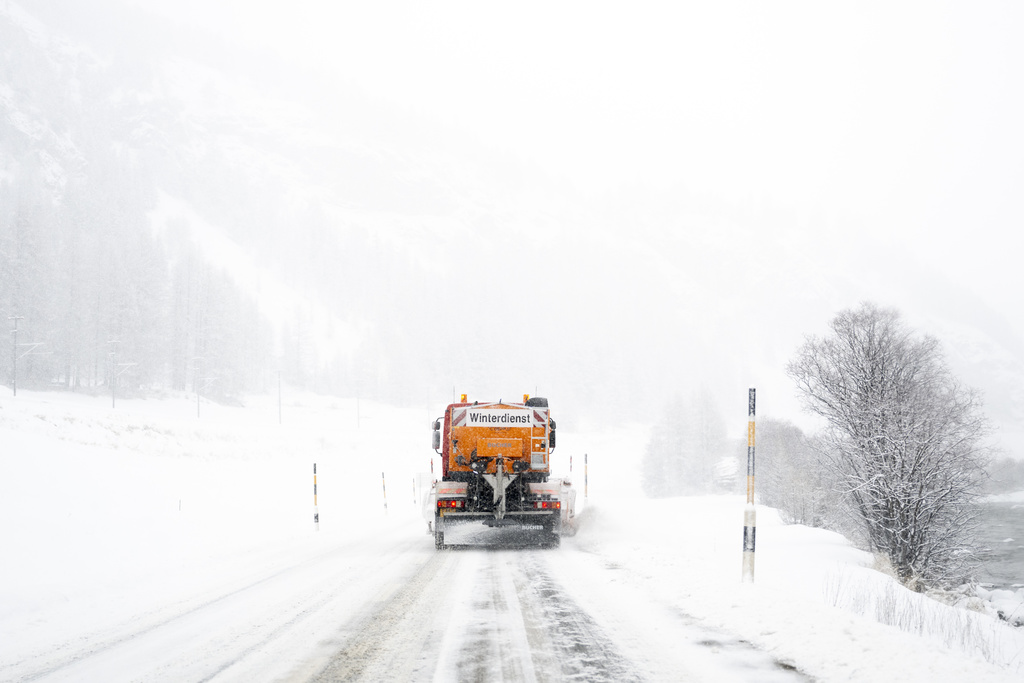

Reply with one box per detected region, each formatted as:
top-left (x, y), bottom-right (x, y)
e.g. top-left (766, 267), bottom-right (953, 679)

top-left (482, 517), bottom-right (546, 528)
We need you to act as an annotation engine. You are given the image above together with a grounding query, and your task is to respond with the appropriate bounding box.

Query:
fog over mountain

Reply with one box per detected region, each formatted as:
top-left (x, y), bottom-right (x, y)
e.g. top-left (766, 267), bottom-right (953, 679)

top-left (2, 0), bottom-right (1023, 449)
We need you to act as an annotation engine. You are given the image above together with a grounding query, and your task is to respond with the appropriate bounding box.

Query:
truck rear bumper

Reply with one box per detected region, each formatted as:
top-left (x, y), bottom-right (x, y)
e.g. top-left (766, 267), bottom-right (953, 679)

top-left (438, 510), bottom-right (560, 528)
top-left (438, 510), bottom-right (555, 518)
top-left (433, 508), bottom-right (561, 549)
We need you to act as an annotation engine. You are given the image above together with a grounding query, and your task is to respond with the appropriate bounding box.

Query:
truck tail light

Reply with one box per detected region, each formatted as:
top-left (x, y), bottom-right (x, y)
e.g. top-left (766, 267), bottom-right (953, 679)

top-left (437, 499), bottom-right (465, 509)
top-left (533, 501), bottom-right (561, 510)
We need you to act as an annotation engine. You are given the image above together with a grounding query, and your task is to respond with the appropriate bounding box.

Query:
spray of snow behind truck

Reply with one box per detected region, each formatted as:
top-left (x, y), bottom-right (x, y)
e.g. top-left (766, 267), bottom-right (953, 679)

top-left (427, 394), bottom-right (575, 549)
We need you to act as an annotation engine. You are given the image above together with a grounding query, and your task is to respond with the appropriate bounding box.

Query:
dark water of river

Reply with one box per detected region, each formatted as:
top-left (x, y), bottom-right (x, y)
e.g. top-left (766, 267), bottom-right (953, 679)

top-left (977, 501), bottom-right (1024, 589)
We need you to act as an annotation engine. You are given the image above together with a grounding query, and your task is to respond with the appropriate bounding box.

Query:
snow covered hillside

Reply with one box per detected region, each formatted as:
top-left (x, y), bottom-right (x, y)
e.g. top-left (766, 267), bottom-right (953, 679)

top-left (1, 390), bottom-right (1022, 682)
top-left (4, 0), bottom-right (1024, 452)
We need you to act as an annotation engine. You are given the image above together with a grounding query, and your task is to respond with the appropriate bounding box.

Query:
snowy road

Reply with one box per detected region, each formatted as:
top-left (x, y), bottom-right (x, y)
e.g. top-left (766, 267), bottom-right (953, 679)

top-left (6, 520), bottom-right (809, 683)
top-left (306, 530), bottom-right (810, 682)
top-left (307, 547), bottom-right (649, 682)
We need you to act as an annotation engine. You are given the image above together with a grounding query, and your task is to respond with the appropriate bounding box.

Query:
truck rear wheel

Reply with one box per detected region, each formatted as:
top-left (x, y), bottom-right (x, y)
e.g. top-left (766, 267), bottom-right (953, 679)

top-left (543, 514), bottom-right (561, 548)
top-left (434, 514), bottom-right (445, 549)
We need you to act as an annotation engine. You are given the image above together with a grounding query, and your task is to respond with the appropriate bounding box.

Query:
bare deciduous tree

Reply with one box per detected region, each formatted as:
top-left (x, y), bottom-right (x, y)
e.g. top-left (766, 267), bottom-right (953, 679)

top-left (787, 303), bottom-right (989, 588)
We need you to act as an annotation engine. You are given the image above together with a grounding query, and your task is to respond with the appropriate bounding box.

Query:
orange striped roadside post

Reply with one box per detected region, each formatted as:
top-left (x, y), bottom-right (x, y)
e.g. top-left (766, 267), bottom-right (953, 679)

top-left (313, 463), bottom-right (319, 531)
top-left (742, 388), bottom-right (756, 583)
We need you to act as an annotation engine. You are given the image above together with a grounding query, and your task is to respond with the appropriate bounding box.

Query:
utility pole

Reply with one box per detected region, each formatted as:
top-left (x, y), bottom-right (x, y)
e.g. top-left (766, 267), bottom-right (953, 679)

top-left (108, 340), bottom-right (136, 409)
top-left (196, 376), bottom-right (219, 417)
top-left (193, 357), bottom-right (204, 418)
top-left (9, 316), bottom-right (23, 396)
top-left (109, 340), bottom-right (118, 408)
top-left (197, 377), bottom-right (220, 417)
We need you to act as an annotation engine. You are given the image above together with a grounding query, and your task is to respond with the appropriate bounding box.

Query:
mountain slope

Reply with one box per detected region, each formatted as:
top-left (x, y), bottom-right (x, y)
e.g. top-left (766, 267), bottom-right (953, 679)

top-left (2, 0), bottom-right (1023, 450)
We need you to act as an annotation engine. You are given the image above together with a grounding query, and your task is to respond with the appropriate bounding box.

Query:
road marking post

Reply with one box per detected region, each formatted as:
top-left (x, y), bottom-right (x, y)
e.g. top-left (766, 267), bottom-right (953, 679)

top-left (584, 453), bottom-right (589, 499)
top-left (742, 388), bottom-right (756, 583)
top-left (313, 463), bottom-right (319, 531)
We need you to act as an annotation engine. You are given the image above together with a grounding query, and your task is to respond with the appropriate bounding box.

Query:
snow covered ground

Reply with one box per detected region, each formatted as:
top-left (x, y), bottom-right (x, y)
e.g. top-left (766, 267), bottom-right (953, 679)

top-left (1, 388), bottom-right (1023, 682)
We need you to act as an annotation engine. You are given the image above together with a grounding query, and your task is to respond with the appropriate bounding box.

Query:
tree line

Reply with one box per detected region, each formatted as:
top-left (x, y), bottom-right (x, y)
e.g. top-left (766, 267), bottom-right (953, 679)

top-left (0, 155), bottom-right (272, 399)
top-left (640, 389), bottom-right (731, 497)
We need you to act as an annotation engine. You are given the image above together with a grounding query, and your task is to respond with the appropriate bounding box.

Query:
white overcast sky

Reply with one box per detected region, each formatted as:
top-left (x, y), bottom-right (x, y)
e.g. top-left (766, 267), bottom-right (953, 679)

top-left (125, 0), bottom-right (1024, 322)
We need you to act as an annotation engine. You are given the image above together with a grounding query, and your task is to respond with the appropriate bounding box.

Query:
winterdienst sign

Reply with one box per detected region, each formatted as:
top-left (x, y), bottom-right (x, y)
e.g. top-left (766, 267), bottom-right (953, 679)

top-left (466, 409), bottom-right (532, 427)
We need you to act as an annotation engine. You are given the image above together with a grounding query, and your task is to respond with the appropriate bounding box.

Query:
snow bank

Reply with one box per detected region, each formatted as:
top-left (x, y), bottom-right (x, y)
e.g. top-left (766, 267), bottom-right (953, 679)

top-left (566, 492), bottom-right (1024, 682)
top-left (974, 586), bottom-right (1024, 627)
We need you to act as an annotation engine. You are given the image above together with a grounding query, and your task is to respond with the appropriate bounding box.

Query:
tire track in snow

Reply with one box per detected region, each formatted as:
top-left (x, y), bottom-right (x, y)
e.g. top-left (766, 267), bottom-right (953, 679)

top-left (430, 550), bottom-right (640, 682)
top-left (433, 552), bottom-right (546, 682)
top-left (308, 551), bottom-right (461, 682)
top-left (514, 558), bottom-right (642, 682)
top-left (13, 554), bottom-right (322, 682)
top-left (7, 537), bottom-right (427, 683)
top-left (309, 547), bottom-right (640, 682)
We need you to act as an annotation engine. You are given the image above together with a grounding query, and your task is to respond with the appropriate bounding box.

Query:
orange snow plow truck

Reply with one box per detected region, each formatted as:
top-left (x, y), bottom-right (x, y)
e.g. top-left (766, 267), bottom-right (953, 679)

top-left (428, 395), bottom-right (574, 549)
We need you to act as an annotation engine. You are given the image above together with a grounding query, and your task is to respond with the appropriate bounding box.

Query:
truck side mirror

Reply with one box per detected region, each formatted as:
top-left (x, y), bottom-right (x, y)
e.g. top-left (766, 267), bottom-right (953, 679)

top-left (432, 429), bottom-right (441, 451)
top-left (549, 427), bottom-right (556, 450)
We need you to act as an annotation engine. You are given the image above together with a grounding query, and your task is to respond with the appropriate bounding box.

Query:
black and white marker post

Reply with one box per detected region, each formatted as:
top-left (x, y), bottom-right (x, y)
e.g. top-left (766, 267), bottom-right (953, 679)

top-left (382, 471), bottom-right (388, 513)
top-left (584, 453), bottom-right (589, 499)
top-left (313, 463), bottom-right (319, 531)
top-left (742, 388), bottom-right (756, 583)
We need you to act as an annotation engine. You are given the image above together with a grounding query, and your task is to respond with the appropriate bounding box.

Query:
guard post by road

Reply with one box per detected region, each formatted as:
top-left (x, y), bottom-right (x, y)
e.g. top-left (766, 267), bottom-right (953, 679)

top-left (742, 388), bottom-right (756, 583)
